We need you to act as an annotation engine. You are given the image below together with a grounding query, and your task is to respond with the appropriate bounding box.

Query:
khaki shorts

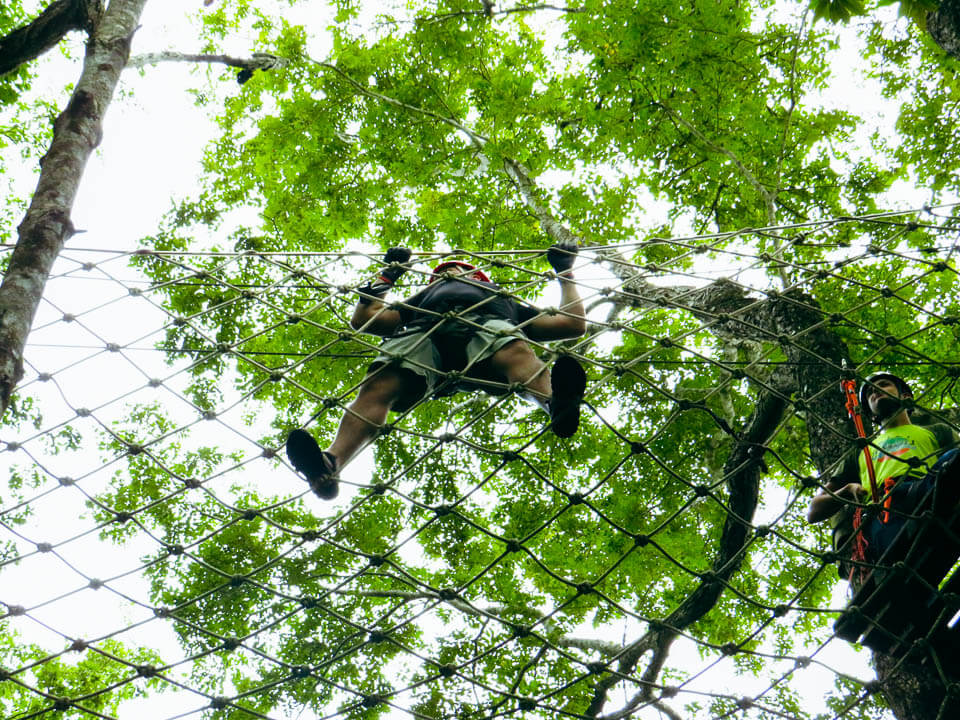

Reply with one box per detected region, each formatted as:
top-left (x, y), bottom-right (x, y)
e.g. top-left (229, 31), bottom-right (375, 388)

top-left (369, 314), bottom-right (528, 412)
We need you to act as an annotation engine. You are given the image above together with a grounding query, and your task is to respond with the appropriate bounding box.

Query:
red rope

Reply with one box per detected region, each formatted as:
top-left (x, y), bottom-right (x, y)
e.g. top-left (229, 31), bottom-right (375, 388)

top-left (841, 378), bottom-right (879, 502)
top-left (849, 507), bottom-right (868, 584)
top-left (841, 376), bottom-right (883, 584)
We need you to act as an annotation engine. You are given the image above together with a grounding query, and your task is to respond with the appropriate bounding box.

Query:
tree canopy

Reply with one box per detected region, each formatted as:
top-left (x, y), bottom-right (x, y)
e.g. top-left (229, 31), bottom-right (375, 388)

top-left (2, 1), bottom-right (960, 719)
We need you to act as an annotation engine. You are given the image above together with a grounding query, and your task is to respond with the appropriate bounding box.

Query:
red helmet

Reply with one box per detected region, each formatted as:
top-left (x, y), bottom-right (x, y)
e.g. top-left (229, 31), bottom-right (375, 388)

top-left (430, 260), bottom-right (491, 284)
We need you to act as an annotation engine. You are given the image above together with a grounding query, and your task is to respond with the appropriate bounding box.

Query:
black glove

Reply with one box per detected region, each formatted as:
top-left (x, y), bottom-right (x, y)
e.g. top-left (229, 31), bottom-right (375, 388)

top-left (380, 247), bottom-right (412, 284)
top-left (546, 241), bottom-right (578, 274)
top-left (358, 247), bottom-right (412, 305)
top-left (357, 281), bottom-right (391, 305)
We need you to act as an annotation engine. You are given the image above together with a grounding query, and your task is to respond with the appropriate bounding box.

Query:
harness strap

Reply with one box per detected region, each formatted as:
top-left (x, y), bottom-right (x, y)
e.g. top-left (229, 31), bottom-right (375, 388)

top-left (882, 477), bottom-right (896, 524)
top-left (849, 506), bottom-right (869, 584)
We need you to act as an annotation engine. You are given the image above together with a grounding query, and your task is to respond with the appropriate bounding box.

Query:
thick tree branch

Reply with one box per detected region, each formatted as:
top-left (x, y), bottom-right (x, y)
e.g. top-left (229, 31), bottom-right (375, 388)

top-left (126, 50), bottom-right (286, 82)
top-left (601, 243), bottom-right (853, 471)
top-left (0, 0), bottom-right (146, 416)
top-left (874, 651), bottom-right (960, 719)
top-left (0, 0), bottom-right (101, 78)
top-left (502, 157), bottom-right (583, 245)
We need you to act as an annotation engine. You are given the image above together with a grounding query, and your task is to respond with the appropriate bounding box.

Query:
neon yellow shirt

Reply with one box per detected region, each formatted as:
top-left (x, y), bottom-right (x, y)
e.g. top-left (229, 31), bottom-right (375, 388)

top-left (859, 424), bottom-right (939, 500)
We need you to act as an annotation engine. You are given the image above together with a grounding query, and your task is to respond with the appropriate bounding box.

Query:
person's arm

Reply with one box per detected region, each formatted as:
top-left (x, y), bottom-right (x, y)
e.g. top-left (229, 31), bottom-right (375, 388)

top-left (807, 478), bottom-right (866, 523)
top-left (807, 454), bottom-right (865, 523)
top-left (526, 242), bottom-right (587, 341)
top-left (350, 247), bottom-right (410, 336)
top-left (350, 297), bottom-right (404, 336)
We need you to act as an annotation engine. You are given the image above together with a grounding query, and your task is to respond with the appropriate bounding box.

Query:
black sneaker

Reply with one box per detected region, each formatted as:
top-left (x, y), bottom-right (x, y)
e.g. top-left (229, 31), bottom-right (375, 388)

top-left (286, 429), bottom-right (339, 500)
top-left (549, 355), bottom-right (586, 438)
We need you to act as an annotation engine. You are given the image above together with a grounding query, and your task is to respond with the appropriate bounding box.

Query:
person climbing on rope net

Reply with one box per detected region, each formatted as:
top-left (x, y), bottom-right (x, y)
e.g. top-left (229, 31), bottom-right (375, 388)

top-left (807, 372), bottom-right (960, 580)
top-left (286, 243), bottom-right (588, 499)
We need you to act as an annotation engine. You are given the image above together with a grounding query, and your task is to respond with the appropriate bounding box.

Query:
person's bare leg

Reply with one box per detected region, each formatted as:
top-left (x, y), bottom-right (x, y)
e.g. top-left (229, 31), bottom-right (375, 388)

top-left (287, 367), bottom-right (408, 500)
top-left (489, 340), bottom-right (585, 438)
top-left (327, 367), bottom-right (406, 466)
top-left (488, 340), bottom-right (551, 409)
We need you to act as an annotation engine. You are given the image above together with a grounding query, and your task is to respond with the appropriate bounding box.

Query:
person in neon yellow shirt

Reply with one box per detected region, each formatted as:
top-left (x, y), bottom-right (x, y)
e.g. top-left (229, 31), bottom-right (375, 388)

top-left (808, 373), bottom-right (958, 567)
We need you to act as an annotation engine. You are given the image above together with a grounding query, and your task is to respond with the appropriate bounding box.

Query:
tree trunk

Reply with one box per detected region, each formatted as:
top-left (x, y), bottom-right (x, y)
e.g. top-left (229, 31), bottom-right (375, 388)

top-left (874, 652), bottom-right (960, 720)
top-left (928, 0), bottom-right (960, 60)
top-left (0, 0), bottom-right (148, 416)
top-left (0, 0), bottom-right (101, 78)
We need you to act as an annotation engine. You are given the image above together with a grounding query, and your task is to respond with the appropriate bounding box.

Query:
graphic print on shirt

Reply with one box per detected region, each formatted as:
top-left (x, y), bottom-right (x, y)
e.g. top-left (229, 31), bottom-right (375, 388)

top-left (859, 425), bottom-right (940, 494)
top-left (871, 435), bottom-right (915, 467)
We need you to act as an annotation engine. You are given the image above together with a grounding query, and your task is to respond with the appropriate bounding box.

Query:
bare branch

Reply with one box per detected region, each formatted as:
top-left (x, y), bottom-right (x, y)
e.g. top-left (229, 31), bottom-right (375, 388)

top-left (309, 57), bottom-right (489, 151)
top-left (416, 3), bottom-right (588, 25)
top-left (650, 700), bottom-right (684, 720)
top-left (126, 50), bottom-right (286, 75)
top-left (599, 687), bottom-right (683, 720)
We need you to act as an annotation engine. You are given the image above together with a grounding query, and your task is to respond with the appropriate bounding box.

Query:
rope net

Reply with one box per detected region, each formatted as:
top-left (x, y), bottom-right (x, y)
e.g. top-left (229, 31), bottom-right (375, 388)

top-left (2, 204), bottom-right (960, 720)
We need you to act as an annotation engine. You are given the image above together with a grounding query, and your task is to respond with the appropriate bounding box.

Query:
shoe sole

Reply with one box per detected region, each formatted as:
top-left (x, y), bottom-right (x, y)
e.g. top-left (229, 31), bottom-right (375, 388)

top-left (550, 355), bottom-right (586, 438)
top-left (286, 429), bottom-right (339, 499)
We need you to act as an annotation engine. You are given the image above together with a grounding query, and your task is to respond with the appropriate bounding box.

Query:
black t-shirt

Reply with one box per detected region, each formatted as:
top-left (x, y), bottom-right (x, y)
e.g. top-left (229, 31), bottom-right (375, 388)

top-left (395, 278), bottom-right (538, 332)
